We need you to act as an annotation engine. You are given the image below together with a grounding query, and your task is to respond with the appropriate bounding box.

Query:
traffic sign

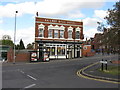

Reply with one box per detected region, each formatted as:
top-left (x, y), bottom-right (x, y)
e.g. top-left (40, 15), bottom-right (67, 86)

top-left (100, 61), bottom-right (107, 64)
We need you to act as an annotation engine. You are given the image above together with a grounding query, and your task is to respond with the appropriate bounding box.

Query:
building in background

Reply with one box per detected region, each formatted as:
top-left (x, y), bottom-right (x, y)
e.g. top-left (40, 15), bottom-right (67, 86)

top-left (82, 38), bottom-right (95, 57)
top-left (35, 17), bottom-right (84, 61)
top-left (0, 45), bottom-right (10, 61)
top-left (94, 29), bottom-right (119, 54)
top-left (94, 33), bottom-right (103, 53)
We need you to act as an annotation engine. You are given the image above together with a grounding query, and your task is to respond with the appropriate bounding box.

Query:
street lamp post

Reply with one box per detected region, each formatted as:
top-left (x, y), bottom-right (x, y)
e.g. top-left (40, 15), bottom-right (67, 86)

top-left (13, 11), bottom-right (18, 64)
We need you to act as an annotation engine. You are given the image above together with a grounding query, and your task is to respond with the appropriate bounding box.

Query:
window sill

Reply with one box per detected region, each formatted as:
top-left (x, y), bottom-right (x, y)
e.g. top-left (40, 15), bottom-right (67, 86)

top-left (36, 37), bottom-right (44, 38)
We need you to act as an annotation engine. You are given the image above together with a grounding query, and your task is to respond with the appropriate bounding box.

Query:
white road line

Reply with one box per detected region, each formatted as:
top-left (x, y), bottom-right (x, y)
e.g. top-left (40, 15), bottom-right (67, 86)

top-left (20, 71), bottom-right (25, 74)
top-left (27, 75), bottom-right (37, 80)
top-left (24, 84), bottom-right (36, 88)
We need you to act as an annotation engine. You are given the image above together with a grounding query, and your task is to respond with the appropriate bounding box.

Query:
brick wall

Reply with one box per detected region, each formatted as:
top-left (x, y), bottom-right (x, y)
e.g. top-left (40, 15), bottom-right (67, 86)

top-left (7, 48), bottom-right (14, 62)
top-left (82, 45), bottom-right (95, 57)
top-left (7, 49), bottom-right (31, 62)
top-left (15, 52), bottom-right (30, 62)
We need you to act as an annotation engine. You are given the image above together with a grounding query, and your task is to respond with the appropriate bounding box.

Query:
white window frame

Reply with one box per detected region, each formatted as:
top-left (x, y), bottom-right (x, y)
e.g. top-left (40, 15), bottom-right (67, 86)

top-left (54, 29), bottom-right (58, 39)
top-left (38, 24), bottom-right (45, 38)
top-left (60, 25), bottom-right (65, 30)
top-left (59, 25), bottom-right (65, 39)
top-left (75, 27), bottom-right (81, 40)
top-left (48, 25), bottom-right (54, 38)
top-left (48, 29), bottom-right (53, 38)
top-left (75, 31), bottom-right (80, 39)
top-left (54, 25), bottom-right (59, 30)
top-left (60, 30), bottom-right (64, 39)
top-left (68, 26), bottom-right (73, 39)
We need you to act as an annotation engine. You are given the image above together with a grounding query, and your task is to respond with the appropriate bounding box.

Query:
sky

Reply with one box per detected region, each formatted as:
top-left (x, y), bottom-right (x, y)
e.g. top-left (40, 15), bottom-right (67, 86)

top-left (0, 0), bottom-right (118, 47)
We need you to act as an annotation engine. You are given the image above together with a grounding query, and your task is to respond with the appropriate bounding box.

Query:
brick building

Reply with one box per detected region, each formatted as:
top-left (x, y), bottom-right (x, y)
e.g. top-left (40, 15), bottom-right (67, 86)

top-left (35, 17), bottom-right (84, 61)
top-left (94, 33), bottom-right (103, 52)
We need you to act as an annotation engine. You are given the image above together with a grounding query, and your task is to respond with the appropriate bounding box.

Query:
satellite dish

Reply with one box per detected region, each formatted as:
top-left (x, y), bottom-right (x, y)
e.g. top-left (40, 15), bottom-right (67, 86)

top-left (2, 35), bottom-right (11, 40)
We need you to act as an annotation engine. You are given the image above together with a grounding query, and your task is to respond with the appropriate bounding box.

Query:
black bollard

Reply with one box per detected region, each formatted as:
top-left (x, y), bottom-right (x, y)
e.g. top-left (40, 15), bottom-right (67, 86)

top-left (105, 60), bottom-right (107, 70)
top-left (101, 59), bottom-right (104, 71)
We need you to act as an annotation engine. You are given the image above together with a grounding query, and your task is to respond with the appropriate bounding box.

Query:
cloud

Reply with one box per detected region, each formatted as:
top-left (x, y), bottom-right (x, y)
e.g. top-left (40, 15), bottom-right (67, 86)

top-left (0, 27), bottom-right (35, 47)
top-left (83, 28), bottom-right (102, 39)
top-left (83, 17), bottom-right (102, 28)
top-left (0, 0), bottom-right (105, 18)
top-left (67, 11), bottom-right (85, 19)
top-left (94, 10), bottom-right (108, 19)
top-left (0, 2), bottom-right (36, 18)
top-left (1, 0), bottom-right (118, 3)
top-left (0, 19), bottom-right (3, 24)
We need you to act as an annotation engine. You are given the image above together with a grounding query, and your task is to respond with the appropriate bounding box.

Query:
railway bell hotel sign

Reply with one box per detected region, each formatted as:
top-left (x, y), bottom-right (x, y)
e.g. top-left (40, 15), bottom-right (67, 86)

top-left (36, 17), bottom-right (83, 27)
top-left (45, 19), bottom-right (75, 24)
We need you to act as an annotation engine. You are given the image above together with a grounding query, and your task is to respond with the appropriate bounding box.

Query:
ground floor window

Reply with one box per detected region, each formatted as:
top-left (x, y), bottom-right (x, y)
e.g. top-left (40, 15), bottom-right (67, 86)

top-left (38, 43), bottom-right (82, 59)
top-left (50, 47), bottom-right (55, 55)
top-left (57, 47), bottom-right (65, 55)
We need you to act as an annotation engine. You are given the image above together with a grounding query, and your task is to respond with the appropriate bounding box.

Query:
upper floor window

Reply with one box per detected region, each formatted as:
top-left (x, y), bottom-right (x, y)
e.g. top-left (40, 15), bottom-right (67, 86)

top-left (75, 27), bottom-right (81, 39)
top-left (38, 24), bottom-right (45, 37)
top-left (68, 26), bottom-right (73, 39)
top-left (68, 30), bottom-right (72, 39)
top-left (39, 28), bottom-right (44, 37)
top-left (48, 29), bottom-right (53, 38)
top-left (60, 30), bottom-right (64, 38)
top-left (54, 30), bottom-right (58, 38)
top-left (76, 31), bottom-right (80, 39)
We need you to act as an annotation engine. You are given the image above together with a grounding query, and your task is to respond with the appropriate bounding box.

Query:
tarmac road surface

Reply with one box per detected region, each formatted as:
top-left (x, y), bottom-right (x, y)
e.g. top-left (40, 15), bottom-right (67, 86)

top-left (2, 54), bottom-right (119, 88)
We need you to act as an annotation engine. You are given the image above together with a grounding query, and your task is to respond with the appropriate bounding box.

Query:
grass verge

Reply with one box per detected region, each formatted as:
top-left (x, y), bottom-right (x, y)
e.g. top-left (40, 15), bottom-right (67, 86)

top-left (99, 65), bottom-right (120, 75)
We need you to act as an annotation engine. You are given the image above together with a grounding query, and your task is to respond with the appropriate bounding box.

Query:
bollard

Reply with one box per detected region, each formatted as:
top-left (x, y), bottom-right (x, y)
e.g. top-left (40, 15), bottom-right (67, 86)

top-left (101, 59), bottom-right (104, 71)
top-left (105, 60), bottom-right (107, 70)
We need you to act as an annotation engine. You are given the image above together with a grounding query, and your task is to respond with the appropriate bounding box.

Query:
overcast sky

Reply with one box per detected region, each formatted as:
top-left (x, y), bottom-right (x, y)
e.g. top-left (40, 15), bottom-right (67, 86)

top-left (0, 0), bottom-right (118, 47)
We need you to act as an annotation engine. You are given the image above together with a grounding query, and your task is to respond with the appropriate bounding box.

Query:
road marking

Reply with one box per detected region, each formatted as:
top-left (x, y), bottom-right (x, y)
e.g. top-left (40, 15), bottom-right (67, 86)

top-left (77, 62), bottom-right (120, 84)
top-left (24, 84), bottom-right (36, 88)
top-left (27, 75), bottom-right (37, 81)
top-left (20, 71), bottom-right (25, 74)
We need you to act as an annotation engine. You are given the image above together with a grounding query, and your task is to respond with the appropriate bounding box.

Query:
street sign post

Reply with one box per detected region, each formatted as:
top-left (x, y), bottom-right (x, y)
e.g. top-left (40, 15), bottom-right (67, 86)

top-left (100, 59), bottom-right (108, 71)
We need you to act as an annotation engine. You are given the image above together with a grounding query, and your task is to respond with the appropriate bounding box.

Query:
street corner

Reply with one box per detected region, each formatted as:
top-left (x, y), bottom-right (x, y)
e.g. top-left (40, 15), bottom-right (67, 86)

top-left (76, 62), bottom-right (120, 84)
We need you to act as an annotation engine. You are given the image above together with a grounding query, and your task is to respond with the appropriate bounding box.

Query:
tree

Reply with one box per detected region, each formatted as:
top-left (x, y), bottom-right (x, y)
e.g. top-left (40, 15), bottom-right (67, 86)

top-left (15, 44), bottom-right (20, 50)
top-left (96, 1), bottom-right (120, 53)
top-left (19, 39), bottom-right (25, 49)
top-left (0, 39), bottom-right (14, 48)
top-left (104, 1), bottom-right (120, 52)
top-left (105, 1), bottom-right (120, 27)
top-left (27, 43), bottom-right (34, 49)
top-left (97, 22), bottom-right (106, 32)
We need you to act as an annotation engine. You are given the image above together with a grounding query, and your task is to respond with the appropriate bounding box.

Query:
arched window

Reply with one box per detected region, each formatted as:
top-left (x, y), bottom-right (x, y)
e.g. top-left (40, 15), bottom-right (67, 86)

top-left (48, 25), bottom-right (54, 38)
top-left (76, 31), bottom-right (80, 39)
top-left (38, 24), bottom-right (45, 37)
top-left (60, 30), bottom-right (64, 38)
top-left (75, 27), bottom-right (81, 39)
top-left (68, 26), bottom-right (73, 39)
top-left (59, 26), bottom-right (65, 38)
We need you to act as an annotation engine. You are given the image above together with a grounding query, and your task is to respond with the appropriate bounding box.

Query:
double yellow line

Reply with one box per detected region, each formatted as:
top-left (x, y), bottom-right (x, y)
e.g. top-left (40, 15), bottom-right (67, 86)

top-left (77, 62), bottom-right (120, 84)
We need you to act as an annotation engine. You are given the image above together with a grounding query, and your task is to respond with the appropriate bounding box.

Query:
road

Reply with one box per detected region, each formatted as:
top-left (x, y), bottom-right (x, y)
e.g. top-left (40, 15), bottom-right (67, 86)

top-left (2, 54), bottom-right (119, 88)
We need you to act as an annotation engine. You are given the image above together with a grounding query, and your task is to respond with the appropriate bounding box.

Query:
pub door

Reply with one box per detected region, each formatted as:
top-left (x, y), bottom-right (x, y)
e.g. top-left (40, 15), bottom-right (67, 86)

top-left (77, 51), bottom-right (80, 58)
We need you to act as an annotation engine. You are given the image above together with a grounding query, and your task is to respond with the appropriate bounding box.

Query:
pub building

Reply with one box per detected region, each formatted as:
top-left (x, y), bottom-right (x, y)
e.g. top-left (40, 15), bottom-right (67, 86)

top-left (34, 16), bottom-right (84, 61)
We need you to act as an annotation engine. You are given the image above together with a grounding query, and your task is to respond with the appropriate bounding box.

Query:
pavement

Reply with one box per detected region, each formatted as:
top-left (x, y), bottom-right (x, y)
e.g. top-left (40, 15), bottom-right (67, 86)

top-left (77, 59), bottom-right (120, 84)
